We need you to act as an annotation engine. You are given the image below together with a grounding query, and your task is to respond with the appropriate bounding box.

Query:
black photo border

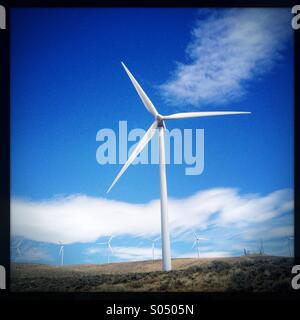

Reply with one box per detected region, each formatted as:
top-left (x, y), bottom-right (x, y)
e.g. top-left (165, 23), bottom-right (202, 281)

top-left (0, 0), bottom-right (299, 306)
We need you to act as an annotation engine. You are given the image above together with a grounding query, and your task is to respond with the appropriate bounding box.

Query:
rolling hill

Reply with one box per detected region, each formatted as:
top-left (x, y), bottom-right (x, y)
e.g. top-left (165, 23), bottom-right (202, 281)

top-left (11, 255), bottom-right (294, 292)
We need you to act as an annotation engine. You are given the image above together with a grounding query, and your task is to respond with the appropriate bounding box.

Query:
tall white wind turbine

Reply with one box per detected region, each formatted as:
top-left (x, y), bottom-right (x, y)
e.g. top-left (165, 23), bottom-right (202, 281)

top-left (97, 236), bottom-right (114, 264)
top-left (58, 242), bottom-right (65, 266)
top-left (193, 232), bottom-right (208, 259)
top-left (107, 62), bottom-right (251, 271)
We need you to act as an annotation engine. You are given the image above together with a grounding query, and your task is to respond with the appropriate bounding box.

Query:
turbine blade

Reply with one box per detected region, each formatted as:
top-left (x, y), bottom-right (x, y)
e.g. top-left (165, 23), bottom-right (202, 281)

top-left (192, 241), bottom-right (197, 248)
top-left (17, 239), bottom-right (23, 247)
top-left (162, 111), bottom-right (251, 120)
top-left (107, 121), bottom-right (158, 193)
top-left (121, 62), bottom-right (158, 116)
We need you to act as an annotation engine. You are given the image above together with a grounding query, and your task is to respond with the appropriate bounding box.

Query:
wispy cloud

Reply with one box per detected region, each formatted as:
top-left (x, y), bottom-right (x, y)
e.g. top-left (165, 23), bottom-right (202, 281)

top-left (160, 9), bottom-right (291, 107)
top-left (84, 246), bottom-right (104, 255)
top-left (239, 225), bottom-right (293, 241)
top-left (11, 187), bottom-right (293, 245)
top-left (13, 246), bottom-right (53, 263)
top-left (113, 246), bottom-right (161, 262)
top-left (84, 245), bottom-right (230, 261)
top-left (84, 245), bottom-right (161, 261)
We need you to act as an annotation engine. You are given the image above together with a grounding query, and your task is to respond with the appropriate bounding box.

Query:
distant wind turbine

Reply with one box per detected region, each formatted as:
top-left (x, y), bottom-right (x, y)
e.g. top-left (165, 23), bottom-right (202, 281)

top-left (58, 242), bottom-right (65, 266)
top-left (287, 236), bottom-right (294, 257)
top-left (97, 236), bottom-right (114, 264)
top-left (193, 232), bottom-right (208, 259)
top-left (259, 239), bottom-right (264, 255)
top-left (146, 237), bottom-right (160, 263)
top-left (107, 62), bottom-right (251, 271)
top-left (13, 239), bottom-right (24, 257)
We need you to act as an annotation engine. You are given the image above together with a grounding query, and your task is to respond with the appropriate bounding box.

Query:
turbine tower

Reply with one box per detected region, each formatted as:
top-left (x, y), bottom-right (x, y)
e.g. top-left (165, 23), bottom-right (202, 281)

top-left (58, 242), bottom-right (65, 266)
top-left (193, 232), bottom-right (208, 259)
top-left (107, 62), bottom-right (251, 271)
top-left (146, 237), bottom-right (160, 263)
top-left (97, 236), bottom-right (114, 264)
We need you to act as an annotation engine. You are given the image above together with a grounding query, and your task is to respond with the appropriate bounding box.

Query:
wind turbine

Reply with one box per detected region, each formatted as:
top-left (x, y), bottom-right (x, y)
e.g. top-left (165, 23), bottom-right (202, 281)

top-left (193, 232), bottom-right (208, 259)
top-left (287, 236), bottom-right (294, 257)
top-left (97, 236), bottom-right (114, 264)
top-left (13, 239), bottom-right (24, 258)
top-left (146, 237), bottom-right (160, 263)
top-left (107, 62), bottom-right (251, 271)
top-left (259, 239), bottom-right (264, 255)
top-left (58, 242), bottom-right (65, 266)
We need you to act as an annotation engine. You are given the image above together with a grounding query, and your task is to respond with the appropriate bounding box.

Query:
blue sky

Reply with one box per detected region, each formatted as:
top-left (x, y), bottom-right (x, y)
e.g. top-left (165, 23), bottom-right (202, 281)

top-left (11, 8), bottom-right (294, 265)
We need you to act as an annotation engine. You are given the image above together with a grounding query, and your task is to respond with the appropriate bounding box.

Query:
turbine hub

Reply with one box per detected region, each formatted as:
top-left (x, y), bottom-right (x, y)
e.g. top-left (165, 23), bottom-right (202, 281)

top-left (156, 114), bottom-right (163, 122)
top-left (156, 114), bottom-right (164, 127)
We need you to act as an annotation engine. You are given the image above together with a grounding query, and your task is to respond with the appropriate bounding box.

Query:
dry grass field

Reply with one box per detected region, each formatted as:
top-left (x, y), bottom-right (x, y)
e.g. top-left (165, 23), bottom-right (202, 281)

top-left (11, 255), bottom-right (294, 292)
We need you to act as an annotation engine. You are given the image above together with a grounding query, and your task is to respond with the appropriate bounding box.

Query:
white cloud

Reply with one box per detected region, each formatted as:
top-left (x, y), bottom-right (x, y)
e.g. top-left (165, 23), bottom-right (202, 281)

top-left (113, 246), bottom-right (161, 261)
top-left (11, 187), bottom-right (293, 245)
top-left (161, 9), bottom-right (291, 106)
top-left (241, 225), bottom-right (294, 241)
top-left (84, 245), bottom-right (161, 261)
top-left (84, 246), bottom-right (103, 255)
top-left (14, 247), bottom-right (53, 262)
top-left (84, 245), bottom-right (229, 261)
